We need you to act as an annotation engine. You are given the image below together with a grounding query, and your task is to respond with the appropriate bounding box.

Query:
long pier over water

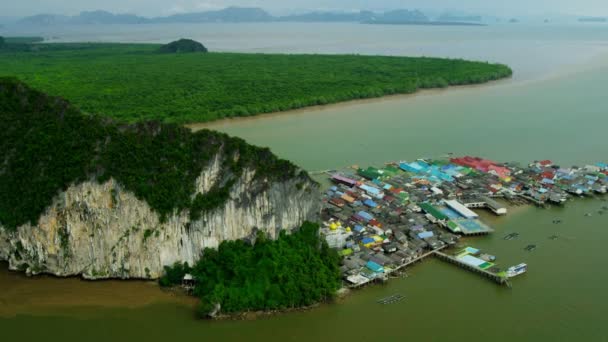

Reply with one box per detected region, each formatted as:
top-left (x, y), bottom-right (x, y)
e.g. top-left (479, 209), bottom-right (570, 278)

top-left (433, 251), bottom-right (510, 286)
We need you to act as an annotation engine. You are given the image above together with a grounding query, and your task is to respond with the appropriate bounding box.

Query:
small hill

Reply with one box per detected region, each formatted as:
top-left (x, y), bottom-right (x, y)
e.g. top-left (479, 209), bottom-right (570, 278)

top-left (159, 39), bottom-right (208, 53)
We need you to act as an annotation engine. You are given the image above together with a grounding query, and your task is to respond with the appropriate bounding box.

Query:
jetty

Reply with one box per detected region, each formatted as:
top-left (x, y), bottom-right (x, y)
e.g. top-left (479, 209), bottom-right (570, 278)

top-left (433, 251), bottom-right (509, 286)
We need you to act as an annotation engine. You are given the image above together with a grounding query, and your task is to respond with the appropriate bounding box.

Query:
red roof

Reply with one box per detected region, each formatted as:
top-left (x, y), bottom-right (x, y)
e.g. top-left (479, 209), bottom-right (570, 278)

top-left (369, 219), bottom-right (382, 227)
top-left (451, 156), bottom-right (507, 175)
top-left (539, 160), bottom-right (553, 166)
top-left (541, 171), bottom-right (555, 179)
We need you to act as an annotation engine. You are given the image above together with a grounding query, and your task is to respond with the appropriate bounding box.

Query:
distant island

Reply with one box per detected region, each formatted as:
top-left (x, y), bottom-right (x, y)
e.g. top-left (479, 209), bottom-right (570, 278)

top-left (14, 7), bottom-right (486, 27)
top-left (159, 39), bottom-right (208, 53)
top-left (437, 14), bottom-right (483, 23)
top-left (364, 20), bottom-right (486, 27)
top-left (0, 40), bottom-right (512, 123)
top-left (579, 17), bottom-right (607, 23)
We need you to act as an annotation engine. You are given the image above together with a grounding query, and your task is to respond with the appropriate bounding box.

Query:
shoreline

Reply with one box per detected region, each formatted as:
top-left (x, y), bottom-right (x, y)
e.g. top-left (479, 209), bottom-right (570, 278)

top-left (188, 48), bottom-right (608, 131)
top-left (187, 77), bottom-right (513, 131)
top-left (0, 262), bottom-right (197, 318)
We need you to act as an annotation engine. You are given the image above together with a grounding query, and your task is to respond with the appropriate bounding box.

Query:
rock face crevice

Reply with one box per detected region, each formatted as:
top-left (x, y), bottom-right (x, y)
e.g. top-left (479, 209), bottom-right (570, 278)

top-left (0, 157), bottom-right (319, 279)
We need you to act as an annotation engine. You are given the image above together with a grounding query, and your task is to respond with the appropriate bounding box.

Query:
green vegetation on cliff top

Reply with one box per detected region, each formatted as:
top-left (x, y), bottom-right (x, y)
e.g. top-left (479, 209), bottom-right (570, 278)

top-left (0, 78), bottom-right (307, 230)
top-left (161, 222), bottom-right (341, 317)
top-left (0, 43), bottom-right (512, 123)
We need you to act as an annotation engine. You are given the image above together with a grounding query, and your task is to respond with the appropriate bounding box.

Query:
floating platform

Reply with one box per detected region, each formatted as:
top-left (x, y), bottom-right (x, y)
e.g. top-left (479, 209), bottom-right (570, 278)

top-left (377, 294), bottom-right (405, 305)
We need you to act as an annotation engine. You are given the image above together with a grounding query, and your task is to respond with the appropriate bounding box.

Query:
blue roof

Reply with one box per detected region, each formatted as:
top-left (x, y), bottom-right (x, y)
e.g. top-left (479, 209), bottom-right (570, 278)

top-left (399, 162), bottom-right (426, 173)
top-left (362, 237), bottom-right (375, 244)
top-left (366, 261), bottom-right (384, 273)
top-left (360, 184), bottom-right (381, 195)
top-left (330, 186), bottom-right (338, 191)
top-left (364, 199), bottom-right (378, 208)
top-left (354, 225), bottom-right (364, 232)
top-left (418, 231), bottom-right (434, 239)
top-left (357, 211), bottom-right (374, 221)
top-left (465, 247), bottom-right (480, 254)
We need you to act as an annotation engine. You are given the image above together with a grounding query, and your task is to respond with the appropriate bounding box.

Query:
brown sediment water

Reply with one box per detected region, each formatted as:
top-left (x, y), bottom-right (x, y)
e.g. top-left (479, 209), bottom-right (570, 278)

top-left (0, 262), bottom-right (196, 318)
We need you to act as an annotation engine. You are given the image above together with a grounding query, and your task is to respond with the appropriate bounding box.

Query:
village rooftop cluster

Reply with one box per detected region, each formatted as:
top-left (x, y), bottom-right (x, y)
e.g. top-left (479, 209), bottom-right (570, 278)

top-left (321, 156), bottom-right (608, 287)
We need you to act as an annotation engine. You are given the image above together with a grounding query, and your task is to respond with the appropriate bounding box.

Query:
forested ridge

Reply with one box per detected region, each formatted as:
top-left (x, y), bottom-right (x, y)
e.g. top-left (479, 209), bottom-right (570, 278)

top-left (0, 43), bottom-right (512, 123)
top-left (161, 222), bottom-right (341, 317)
top-left (0, 78), bottom-right (304, 230)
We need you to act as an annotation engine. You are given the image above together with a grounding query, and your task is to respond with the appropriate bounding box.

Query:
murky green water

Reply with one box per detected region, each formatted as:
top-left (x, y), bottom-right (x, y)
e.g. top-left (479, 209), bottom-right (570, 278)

top-left (2, 23), bottom-right (608, 341)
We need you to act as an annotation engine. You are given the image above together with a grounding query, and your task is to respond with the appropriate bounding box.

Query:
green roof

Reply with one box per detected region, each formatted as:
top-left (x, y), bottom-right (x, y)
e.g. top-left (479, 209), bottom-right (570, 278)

top-left (381, 166), bottom-right (400, 177)
top-left (339, 248), bottom-right (354, 257)
top-left (419, 203), bottom-right (449, 221)
top-left (447, 220), bottom-right (461, 233)
top-left (357, 167), bottom-right (381, 180)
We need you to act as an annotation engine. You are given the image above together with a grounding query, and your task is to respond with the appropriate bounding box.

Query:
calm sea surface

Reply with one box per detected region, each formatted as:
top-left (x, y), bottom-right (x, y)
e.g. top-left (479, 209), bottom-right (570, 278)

top-left (1, 23), bottom-right (608, 341)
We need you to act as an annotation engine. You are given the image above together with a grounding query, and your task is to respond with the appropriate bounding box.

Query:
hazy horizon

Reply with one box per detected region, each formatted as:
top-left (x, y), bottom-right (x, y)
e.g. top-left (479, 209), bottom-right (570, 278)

top-left (3, 0), bottom-right (608, 19)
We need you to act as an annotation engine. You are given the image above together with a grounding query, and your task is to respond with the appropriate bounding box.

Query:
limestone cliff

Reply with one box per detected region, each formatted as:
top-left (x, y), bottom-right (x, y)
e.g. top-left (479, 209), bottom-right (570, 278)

top-left (0, 77), bottom-right (319, 279)
top-left (0, 161), bottom-right (318, 279)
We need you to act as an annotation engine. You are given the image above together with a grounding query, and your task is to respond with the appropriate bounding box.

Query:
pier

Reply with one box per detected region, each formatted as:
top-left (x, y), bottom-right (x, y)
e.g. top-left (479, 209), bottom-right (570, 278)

top-left (433, 251), bottom-right (509, 286)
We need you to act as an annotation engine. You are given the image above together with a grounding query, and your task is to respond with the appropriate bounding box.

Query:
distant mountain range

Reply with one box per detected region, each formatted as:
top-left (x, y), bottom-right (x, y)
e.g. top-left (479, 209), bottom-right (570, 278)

top-left (16, 7), bottom-right (485, 26)
top-left (18, 11), bottom-right (148, 25)
top-left (155, 7), bottom-right (273, 23)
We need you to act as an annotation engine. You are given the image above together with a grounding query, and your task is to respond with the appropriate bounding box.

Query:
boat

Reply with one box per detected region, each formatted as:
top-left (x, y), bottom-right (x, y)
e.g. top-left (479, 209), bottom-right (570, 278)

top-left (377, 294), bottom-right (405, 305)
top-left (506, 263), bottom-right (527, 278)
top-left (504, 233), bottom-right (519, 240)
top-left (480, 253), bottom-right (496, 262)
top-left (524, 244), bottom-right (537, 252)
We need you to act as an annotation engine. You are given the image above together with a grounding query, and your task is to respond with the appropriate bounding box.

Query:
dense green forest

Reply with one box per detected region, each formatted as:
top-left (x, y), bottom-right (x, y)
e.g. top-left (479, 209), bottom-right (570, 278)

top-left (0, 43), bottom-right (512, 123)
top-left (0, 78), bottom-right (306, 230)
top-left (161, 222), bottom-right (341, 317)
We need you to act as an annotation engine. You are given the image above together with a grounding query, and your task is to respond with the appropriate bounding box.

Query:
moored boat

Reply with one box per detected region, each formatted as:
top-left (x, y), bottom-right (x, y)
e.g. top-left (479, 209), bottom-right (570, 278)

top-left (506, 263), bottom-right (527, 278)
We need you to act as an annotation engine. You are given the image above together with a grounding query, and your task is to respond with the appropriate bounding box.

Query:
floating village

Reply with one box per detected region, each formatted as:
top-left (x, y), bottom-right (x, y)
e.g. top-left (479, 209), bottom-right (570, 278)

top-left (320, 156), bottom-right (608, 290)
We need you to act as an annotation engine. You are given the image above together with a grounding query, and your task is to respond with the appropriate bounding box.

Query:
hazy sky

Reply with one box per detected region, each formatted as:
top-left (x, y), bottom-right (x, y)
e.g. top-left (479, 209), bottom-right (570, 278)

top-left (4, 0), bottom-right (608, 17)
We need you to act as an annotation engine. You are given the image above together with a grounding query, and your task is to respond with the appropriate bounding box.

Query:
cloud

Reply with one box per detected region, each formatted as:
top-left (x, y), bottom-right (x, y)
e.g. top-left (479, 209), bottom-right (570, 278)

top-left (195, 2), bottom-right (224, 10)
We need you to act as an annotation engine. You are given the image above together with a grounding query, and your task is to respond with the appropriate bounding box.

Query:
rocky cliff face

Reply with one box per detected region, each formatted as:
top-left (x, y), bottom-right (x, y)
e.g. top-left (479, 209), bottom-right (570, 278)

top-left (0, 77), bottom-right (320, 280)
top-left (0, 152), bottom-right (319, 279)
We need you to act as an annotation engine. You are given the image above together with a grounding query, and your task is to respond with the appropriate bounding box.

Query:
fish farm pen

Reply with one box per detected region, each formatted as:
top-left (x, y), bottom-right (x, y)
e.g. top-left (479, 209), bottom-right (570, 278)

top-left (321, 156), bottom-right (607, 290)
